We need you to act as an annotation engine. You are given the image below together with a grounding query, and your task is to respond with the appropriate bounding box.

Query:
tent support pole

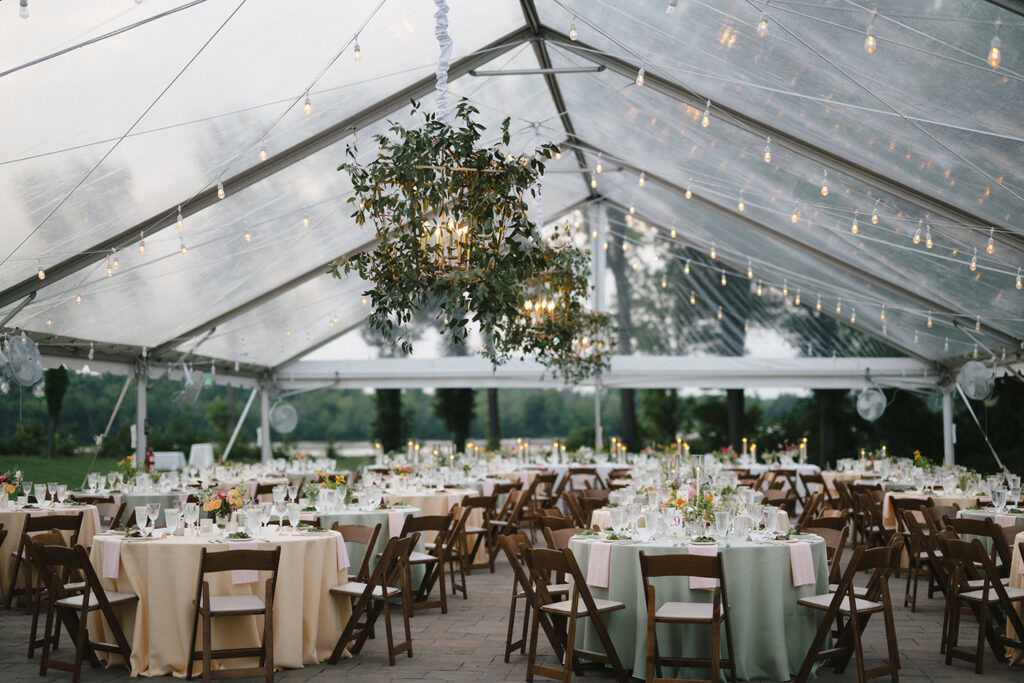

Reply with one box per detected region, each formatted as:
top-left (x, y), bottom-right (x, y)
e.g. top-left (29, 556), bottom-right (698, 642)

top-left (135, 361), bottom-right (148, 461)
top-left (222, 387), bottom-right (258, 462)
top-left (941, 389), bottom-right (955, 466)
top-left (594, 377), bottom-right (603, 454)
top-left (260, 382), bottom-right (272, 463)
top-left (84, 374), bottom-right (132, 479)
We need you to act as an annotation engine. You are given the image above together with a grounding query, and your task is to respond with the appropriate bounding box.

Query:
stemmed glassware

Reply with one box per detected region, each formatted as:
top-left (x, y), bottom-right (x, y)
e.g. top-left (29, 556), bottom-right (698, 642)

top-left (164, 508), bottom-right (180, 534)
top-left (56, 484), bottom-right (68, 504)
top-left (715, 509), bottom-right (734, 546)
top-left (146, 503), bottom-right (161, 533)
top-left (992, 487), bottom-right (1007, 512)
top-left (287, 485), bottom-right (298, 503)
top-left (184, 502), bottom-right (200, 535)
top-left (47, 481), bottom-right (57, 506)
top-left (34, 484), bottom-right (47, 507)
top-left (287, 503), bottom-right (301, 529)
top-left (134, 506), bottom-right (149, 532)
top-left (259, 503), bottom-right (272, 533)
top-left (763, 506), bottom-right (779, 537)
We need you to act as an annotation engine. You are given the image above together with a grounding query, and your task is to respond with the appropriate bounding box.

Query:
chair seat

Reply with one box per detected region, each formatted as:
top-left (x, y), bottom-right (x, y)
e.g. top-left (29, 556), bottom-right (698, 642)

top-left (464, 526), bottom-right (486, 535)
top-left (655, 601), bottom-right (716, 622)
top-left (332, 582), bottom-right (401, 599)
top-left (56, 591), bottom-right (137, 609)
top-left (199, 594), bottom-right (265, 614)
top-left (542, 597), bottom-right (625, 616)
top-left (798, 593), bottom-right (884, 615)
top-left (64, 581), bottom-right (87, 592)
top-left (409, 551), bottom-right (438, 564)
top-left (960, 586), bottom-right (1024, 603)
top-left (967, 577), bottom-right (1011, 589)
top-left (828, 583), bottom-right (870, 598)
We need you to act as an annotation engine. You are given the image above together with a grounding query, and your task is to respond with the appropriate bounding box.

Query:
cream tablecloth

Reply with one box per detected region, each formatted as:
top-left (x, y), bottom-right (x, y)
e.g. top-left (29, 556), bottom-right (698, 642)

top-left (88, 531), bottom-right (350, 676)
top-left (882, 492), bottom-right (982, 528)
top-left (0, 504), bottom-right (99, 595)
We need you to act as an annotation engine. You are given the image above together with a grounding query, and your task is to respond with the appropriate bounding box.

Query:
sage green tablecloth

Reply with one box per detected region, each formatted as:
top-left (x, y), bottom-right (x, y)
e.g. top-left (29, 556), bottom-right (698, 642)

top-left (568, 537), bottom-right (828, 680)
top-left (316, 506), bottom-right (422, 577)
top-left (958, 509), bottom-right (1024, 551)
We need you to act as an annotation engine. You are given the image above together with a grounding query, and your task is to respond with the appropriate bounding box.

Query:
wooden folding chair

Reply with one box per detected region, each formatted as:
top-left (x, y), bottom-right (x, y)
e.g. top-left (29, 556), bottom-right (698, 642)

top-left (801, 472), bottom-right (837, 508)
top-left (639, 550), bottom-right (737, 683)
top-left (524, 546), bottom-right (628, 683)
top-left (71, 496), bottom-right (123, 532)
top-left (498, 532), bottom-right (570, 664)
top-left (566, 466), bottom-right (605, 492)
top-left (804, 526), bottom-right (847, 585)
top-left (795, 544), bottom-right (900, 683)
top-left (460, 494), bottom-right (497, 573)
top-left (893, 506), bottom-right (939, 610)
top-left (938, 537), bottom-right (1024, 673)
top-left (795, 491), bottom-right (825, 529)
top-left (331, 523), bottom-right (382, 583)
top-left (942, 516), bottom-right (1007, 573)
top-left (37, 544), bottom-right (136, 683)
top-left (922, 505), bottom-right (960, 535)
top-left (540, 514), bottom-right (574, 532)
top-left (399, 513), bottom-right (453, 614)
top-left (774, 468), bottom-right (806, 507)
top-left (25, 529), bottom-right (87, 659)
top-left (762, 489), bottom-right (797, 515)
top-left (442, 505), bottom-right (472, 600)
top-left (186, 546), bottom-right (281, 683)
top-left (561, 491), bottom-right (588, 529)
top-left (542, 526), bottom-right (584, 551)
top-left (800, 515), bottom-right (847, 532)
top-left (5, 511), bottom-right (84, 610)
top-left (856, 492), bottom-right (892, 547)
top-left (532, 472), bottom-right (558, 512)
top-left (329, 533), bottom-right (417, 666)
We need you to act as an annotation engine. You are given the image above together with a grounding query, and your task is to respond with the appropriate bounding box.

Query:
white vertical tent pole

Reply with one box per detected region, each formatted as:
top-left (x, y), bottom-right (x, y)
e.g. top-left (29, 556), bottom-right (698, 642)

top-left (135, 361), bottom-right (148, 461)
top-left (941, 389), bottom-right (955, 466)
top-left (260, 381), bottom-right (272, 463)
top-left (591, 203), bottom-right (607, 453)
top-left (221, 387), bottom-right (259, 462)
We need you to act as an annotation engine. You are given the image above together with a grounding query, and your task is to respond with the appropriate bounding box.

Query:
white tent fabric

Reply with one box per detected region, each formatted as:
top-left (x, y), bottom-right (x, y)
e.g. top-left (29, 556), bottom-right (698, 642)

top-left (0, 0), bottom-right (1021, 380)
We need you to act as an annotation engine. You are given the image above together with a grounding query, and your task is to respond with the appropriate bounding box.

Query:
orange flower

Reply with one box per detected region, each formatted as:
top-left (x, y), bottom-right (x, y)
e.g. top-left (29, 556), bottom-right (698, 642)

top-left (202, 500), bottom-right (219, 512)
top-left (706, 493), bottom-right (714, 503)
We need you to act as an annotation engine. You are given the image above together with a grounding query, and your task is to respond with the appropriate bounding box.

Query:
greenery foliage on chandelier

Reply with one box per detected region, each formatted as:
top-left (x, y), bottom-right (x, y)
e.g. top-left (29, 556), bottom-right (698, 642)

top-left (332, 101), bottom-right (614, 383)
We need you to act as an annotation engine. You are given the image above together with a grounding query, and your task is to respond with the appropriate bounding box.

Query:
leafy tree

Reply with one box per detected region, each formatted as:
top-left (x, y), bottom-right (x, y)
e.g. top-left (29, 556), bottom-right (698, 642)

top-left (433, 389), bottom-right (475, 453)
top-left (639, 389), bottom-right (681, 446)
top-left (43, 367), bottom-right (70, 459)
top-left (373, 389), bottom-right (407, 452)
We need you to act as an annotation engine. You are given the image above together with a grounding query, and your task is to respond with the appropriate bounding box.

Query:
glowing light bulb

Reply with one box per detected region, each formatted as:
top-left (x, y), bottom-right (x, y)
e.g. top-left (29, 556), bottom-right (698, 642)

top-left (986, 227), bottom-right (995, 254)
top-left (790, 201), bottom-right (800, 223)
top-left (595, 155), bottom-right (603, 174)
top-left (46, 319), bottom-right (52, 329)
top-left (758, 12), bottom-right (768, 37)
top-left (720, 269), bottom-right (727, 286)
top-left (569, 17), bottom-right (578, 41)
top-left (602, 241), bottom-right (608, 250)
top-left (851, 210), bottom-right (859, 234)
top-left (303, 216), bottom-right (310, 228)
top-left (783, 279), bottom-right (788, 297)
top-left (304, 93), bottom-right (312, 115)
top-left (988, 21), bottom-right (1002, 68)
top-left (555, 151), bottom-right (562, 160)
top-left (815, 294), bottom-right (821, 312)
top-left (709, 242), bottom-right (717, 260)
top-left (864, 12), bottom-right (877, 54)
top-left (217, 182), bottom-right (225, 200)
top-left (622, 241), bottom-right (628, 252)
top-left (871, 199), bottom-right (879, 224)
top-left (19, 0), bottom-right (28, 19)
top-left (590, 177), bottom-right (597, 189)
top-left (638, 171), bottom-right (646, 186)
top-left (850, 308), bottom-right (856, 324)
top-left (629, 203), bottom-right (636, 215)
top-left (975, 315), bottom-right (981, 332)
top-left (717, 306), bottom-right (723, 320)
top-left (913, 220), bottom-right (922, 245)
top-left (241, 337), bottom-right (246, 346)
top-left (670, 226), bottom-right (677, 238)
top-left (75, 295), bottom-right (82, 305)
top-left (353, 39), bottom-right (361, 62)
top-left (685, 178), bottom-right (693, 199)
top-left (661, 279), bottom-right (667, 288)
top-left (820, 169), bottom-right (829, 196)
top-left (835, 298), bottom-right (842, 314)
top-left (177, 205), bottom-right (184, 230)
top-left (701, 100), bottom-right (711, 128)
top-left (106, 262), bottom-right (113, 278)
top-left (747, 260), bottom-right (753, 279)
top-left (244, 231), bottom-right (251, 243)
top-left (744, 319), bottom-right (750, 332)
top-left (684, 259), bottom-right (691, 275)
top-left (37, 263), bottom-right (45, 280)
top-left (763, 136), bottom-right (772, 163)
top-left (794, 289), bottom-right (801, 306)
top-left (969, 247), bottom-right (977, 271)
top-left (259, 144), bottom-right (267, 162)
top-left (690, 291), bottom-right (696, 305)
top-left (927, 311), bottom-right (933, 328)
top-left (138, 231), bottom-right (146, 256)
top-left (756, 280), bottom-right (763, 296)
top-left (925, 224), bottom-right (933, 249)
top-left (944, 337), bottom-right (949, 352)
top-left (180, 237), bottom-right (188, 256)
top-left (1017, 268), bottom-right (1022, 291)
top-left (112, 253), bottom-right (119, 270)
top-left (635, 66), bottom-right (645, 87)
top-left (882, 321), bottom-right (887, 335)
top-left (737, 192), bottom-right (745, 212)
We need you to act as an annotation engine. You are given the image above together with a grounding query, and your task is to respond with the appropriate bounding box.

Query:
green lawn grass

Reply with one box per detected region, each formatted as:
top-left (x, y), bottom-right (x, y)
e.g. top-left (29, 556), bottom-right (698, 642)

top-left (0, 454), bottom-right (123, 488)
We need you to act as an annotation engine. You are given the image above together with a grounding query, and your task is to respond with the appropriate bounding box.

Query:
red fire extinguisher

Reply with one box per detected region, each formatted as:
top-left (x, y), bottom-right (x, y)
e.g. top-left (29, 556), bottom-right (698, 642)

top-left (145, 449), bottom-right (155, 473)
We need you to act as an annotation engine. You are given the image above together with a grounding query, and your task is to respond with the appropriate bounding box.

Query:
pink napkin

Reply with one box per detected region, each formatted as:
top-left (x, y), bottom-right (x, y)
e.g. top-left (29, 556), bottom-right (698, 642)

top-left (228, 540), bottom-right (258, 584)
top-left (587, 541), bottom-right (612, 588)
top-left (688, 544), bottom-right (719, 590)
top-left (995, 514), bottom-right (1016, 527)
top-left (90, 506), bottom-right (102, 534)
top-left (299, 512), bottom-right (317, 522)
top-left (246, 481), bottom-right (258, 499)
top-left (446, 492), bottom-right (462, 511)
top-left (331, 531), bottom-right (350, 572)
top-left (481, 481), bottom-right (495, 497)
top-left (786, 541), bottom-right (815, 587)
top-left (102, 537), bottom-right (122, 579)
top-left (388, 510), bottom-right (405, 538)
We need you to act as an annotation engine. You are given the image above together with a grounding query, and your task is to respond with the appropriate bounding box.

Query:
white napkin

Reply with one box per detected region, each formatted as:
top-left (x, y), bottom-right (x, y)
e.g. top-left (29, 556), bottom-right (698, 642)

top-left (332, 531), bottom-right (350, 572)
top-left (587, 541), bottom-right (612, 588)
top-left (228, 540), bottom-right (258, 584)
top-left (102, 537), bottom-right (122, 579)
top-left (481, 481), bottom-right (495, 497)
top-left (388, 510), bottom-right (405, 538)
top-left (786, 541), bottom-right (815, 587)
top-left (687, 543), bottom-right (718, 590)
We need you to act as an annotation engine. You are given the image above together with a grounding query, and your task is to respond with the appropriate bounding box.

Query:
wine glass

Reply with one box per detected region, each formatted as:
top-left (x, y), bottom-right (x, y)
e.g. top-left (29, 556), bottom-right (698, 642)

top-left (34, 484), bottom-right (47, 507)
top-left (763, 506), bottom-right (778, 537)
top-left (47, 481), bottom-right (57, 505)
top-left (56, 485), bottom-right (68, 504)
top-left (715, 509), bottom-right (734, 546)
top-left (164, 508), bottom-right (180, 534)
top-left (625, 503), bottom-right (641, 535)
top-left (146, 503), bottom-right (161, 533)
top-left (287, 503), bottom-right (301, 529)
top-left (259, 503), bottom-right (272, 533)
top-left (992, 488), bottom-right (1007, 512)
top-left (184, 502), bottom-right (200, 534)
top-left (287, 485), bottom-right (298, 502)
top-left (246, 510), bottom-right (261, 537)
top-left (272, 485), bottom-right (286, 506)
top-left (134, 506), bottom-right (149, 532)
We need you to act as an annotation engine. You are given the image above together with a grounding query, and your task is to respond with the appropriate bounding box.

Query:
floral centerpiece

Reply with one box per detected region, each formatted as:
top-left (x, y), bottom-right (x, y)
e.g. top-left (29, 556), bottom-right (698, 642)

top-left (116, 455), bottom-right (142, 481)
top-left (0, 468), bottom-right (23, 496)
top-left (393, 465), bottom-right (414, 478)
top-left (198, 488), bottom-right (245, 520)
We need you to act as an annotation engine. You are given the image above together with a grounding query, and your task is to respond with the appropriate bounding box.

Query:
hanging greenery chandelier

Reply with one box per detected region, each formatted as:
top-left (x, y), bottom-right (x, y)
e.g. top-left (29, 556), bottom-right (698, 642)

top-left (330, 101), bottom-right (613, 382)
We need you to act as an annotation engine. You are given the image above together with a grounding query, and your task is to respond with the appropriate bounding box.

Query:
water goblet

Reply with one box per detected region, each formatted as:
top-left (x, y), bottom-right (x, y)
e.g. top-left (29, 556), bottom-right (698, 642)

top-left (164, 508), bottom-right (180, 534)
top-left (714, 510), bottom-right (732, 545)
top-left (134, 506), bottom-right (149, 532)
top-left (287, 485), bottom-right (298, 502)
top-left (146, 503), bottom-right (161, 533)
top-left (625, 503), bottom-right (641, 535)
top-left (47, 481), bottom-right (57, 505)
top-left (287, 503), bottom-right (301, 529)
top-left (272, 485), bottom-right (286, 506)
top-left (34, 484), bottom-right (47, 507)
top-left (245, 510), bottom-right (261, 537)
top-left (763, 506), bottom-right (779, 537)
top-left (56, 484), bottom-right (68, 504)
top-left (184, 502), bottom-right (200, 534)
top-left (259, 503), bottom-right (272, 532)
top-left (608, 507), bottom-right (625, 534)
top-left (992, 488), bottom-right (1007, 511)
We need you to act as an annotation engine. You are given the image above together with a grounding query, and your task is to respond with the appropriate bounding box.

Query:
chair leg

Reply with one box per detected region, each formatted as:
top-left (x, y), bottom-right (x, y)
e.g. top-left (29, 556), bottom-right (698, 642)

top-left (383, 598), bottom-right (396, 666)
top-left (201, 609), bottom-right (212, 683)
top-left (975, 600), bottom-right (987, 675)
top-left (521, 598), bottom-right (531, 655)
top-left (186, 600), bottom-right (200, 679)
top-left (263, 604), bottom-right (274, 683)
top-left (525, 599), bottom-right (540, 683)
top-left (504, 591), bottom-right (519, 663)
top-left (562, 610), bottom-right (578, 683)
top-left (945, 598), bottom-right (960, 666)
top-left (848, 612), bottom-right (867, 683)
top-left (710, 619), bottom-right (721, 683)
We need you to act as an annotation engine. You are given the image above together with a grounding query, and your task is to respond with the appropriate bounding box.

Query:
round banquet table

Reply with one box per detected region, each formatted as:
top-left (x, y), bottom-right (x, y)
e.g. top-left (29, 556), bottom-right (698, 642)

top-left (568, 535), bottom-right (828, 680)
top-left (383, 488), bottom-right (476, 517)
top-left (315, 506), bottom-right (422, 577)
top-left (0, 504), bottom-right (100, 595)
top-left (591, 507), bottom-right (789, 534)
top-left (745, 464), bottom-right (821, 499)
top-left (882, 492), bottom-right (983, 528)
top-left (73, 490), bottom-right (189, 516)
top-left (1006, 531), bottom-right (1024, 665)
top-left (88, 531), bottom-right (350, 676)
top-left (957, 509), bottom-right (1024, 552)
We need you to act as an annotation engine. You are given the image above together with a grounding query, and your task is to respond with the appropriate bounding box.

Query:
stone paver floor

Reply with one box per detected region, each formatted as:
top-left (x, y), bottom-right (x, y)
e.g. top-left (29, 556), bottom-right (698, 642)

top-left (0, 553), bottom-right (1020, 682)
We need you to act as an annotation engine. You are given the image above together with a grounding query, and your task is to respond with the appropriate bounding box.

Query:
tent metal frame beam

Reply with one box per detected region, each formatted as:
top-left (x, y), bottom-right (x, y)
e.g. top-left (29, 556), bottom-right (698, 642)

top-left (272, 318), bottom-right (367, 372)
top-left (0, 25), bottom-right (535, 312)
top-left (541, 29), bottom-right (1024, 244)
top-left (983, 0), bottom-right (1024, 19)
top-left (520, 0), bottom-right (598, 202)
top-left (602, 198), bottom-right (935, 365)
top-left (576, 139), bottom-right (1020, 348)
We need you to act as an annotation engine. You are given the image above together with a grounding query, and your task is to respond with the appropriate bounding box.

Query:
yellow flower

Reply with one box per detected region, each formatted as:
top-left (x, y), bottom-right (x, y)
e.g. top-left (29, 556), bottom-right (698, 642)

top-left (203, 500), bottom-right (219, 512)
top-left (127, 456), bottom-right (134, 462)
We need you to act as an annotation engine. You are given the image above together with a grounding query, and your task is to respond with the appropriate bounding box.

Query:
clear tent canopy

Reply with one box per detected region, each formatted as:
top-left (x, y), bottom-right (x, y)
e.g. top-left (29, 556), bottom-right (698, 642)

top-left (0, 0), bottom-right (1021, 387)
